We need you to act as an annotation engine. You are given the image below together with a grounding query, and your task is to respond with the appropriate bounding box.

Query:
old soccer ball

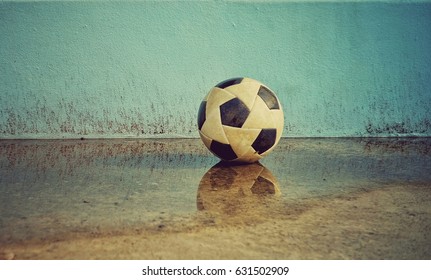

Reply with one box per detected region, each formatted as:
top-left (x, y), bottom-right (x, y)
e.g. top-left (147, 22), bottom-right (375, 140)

top-left (197, 77), bottom-right (284, 163)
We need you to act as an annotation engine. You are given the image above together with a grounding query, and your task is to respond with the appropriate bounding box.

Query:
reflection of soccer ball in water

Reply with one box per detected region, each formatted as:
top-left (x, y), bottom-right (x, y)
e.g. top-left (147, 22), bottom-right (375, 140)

top-left (197, 77), bottom-right (284, 163)
top-left (197, 162), bottom-right (280, 215)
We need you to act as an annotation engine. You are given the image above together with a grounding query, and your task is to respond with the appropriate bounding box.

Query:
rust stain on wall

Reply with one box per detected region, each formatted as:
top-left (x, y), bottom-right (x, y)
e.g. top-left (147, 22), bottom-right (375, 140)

top-left (1, 98), bottom-right (197, 138)
top-left (365, 119), bottom-right (431, 136)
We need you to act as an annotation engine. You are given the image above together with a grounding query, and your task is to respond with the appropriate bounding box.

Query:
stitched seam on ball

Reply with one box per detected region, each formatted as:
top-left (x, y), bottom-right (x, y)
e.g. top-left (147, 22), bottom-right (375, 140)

top-left (225, 81), bottom-right (259, 112)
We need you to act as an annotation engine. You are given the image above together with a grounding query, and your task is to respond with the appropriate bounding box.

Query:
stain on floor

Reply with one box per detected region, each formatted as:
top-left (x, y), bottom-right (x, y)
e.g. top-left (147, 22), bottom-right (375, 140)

top-left (0, 138), bottom-right (430, 259)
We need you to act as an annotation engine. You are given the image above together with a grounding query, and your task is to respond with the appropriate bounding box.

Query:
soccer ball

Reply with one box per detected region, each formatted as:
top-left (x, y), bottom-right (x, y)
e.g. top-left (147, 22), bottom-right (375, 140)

top-left (197, 77), bottom-right (284, 163)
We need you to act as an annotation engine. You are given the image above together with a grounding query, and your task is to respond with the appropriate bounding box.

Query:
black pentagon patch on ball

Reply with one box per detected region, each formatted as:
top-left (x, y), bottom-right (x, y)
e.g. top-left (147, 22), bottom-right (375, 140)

top-left (197, 101), bottom-right (206, 130)
top-left (220, 98), bottom-right (250, 128)
top-left (257, 86), bottom-right (280, 110)
top-left (210, 140), bottom-right (238, 161)
top-left (215, 77), bottom-right (243, 89)
top-left (251, 176), bottom-right (276, 195)
top-left (252, 128), bottom-right (277, 154)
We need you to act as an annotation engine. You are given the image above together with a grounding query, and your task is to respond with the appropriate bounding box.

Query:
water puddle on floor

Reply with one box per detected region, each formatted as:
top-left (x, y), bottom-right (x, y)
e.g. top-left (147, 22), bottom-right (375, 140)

top-left (1, 138), bottom-right (430, 259)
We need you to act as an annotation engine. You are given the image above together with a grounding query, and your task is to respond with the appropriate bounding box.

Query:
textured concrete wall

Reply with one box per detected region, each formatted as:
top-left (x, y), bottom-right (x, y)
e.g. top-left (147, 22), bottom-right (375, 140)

top-left (1, 0), bottom-right (430, 139)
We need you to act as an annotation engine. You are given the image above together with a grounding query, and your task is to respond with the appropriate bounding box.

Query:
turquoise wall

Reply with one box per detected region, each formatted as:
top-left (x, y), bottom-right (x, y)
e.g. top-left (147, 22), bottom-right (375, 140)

top-left (1, 0), bottom-right (430, 139)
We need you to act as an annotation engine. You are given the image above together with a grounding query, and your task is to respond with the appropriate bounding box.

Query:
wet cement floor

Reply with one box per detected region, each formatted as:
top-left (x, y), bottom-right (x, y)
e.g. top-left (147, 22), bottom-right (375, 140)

top-left (0, 138), bottom-right (430, 259)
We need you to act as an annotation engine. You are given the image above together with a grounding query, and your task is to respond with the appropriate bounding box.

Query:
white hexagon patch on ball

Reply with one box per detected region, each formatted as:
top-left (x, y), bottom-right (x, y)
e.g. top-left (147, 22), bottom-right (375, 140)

top-left (197, 77), bottom-right (284, 163)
